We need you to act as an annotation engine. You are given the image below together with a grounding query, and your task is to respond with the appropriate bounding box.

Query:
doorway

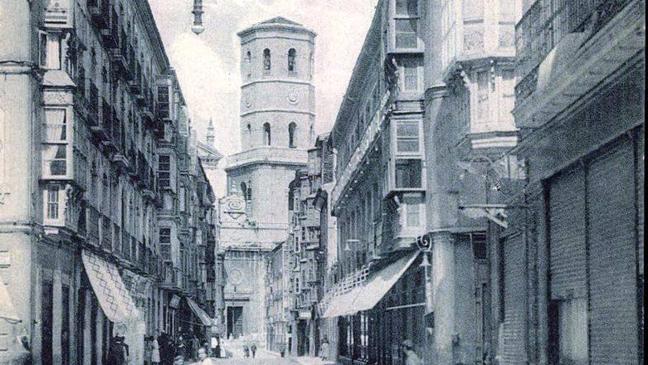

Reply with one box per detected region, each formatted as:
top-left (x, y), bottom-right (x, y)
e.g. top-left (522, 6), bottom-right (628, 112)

top-left (227, 306), bottom-right (243, 339)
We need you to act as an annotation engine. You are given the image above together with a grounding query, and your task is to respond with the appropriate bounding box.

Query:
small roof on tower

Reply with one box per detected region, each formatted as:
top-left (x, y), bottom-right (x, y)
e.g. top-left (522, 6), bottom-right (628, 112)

top-left (238, 16), bottom-right (316, 37)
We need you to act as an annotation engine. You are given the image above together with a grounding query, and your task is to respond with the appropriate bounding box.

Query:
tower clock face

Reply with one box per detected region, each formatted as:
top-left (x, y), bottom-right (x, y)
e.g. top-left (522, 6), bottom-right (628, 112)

top-left (244, 97), bottom-right (253, 108)
top-left (287, 90), bottom-right (299, 104)
top-left (229, 268), bottom-right (243, 285)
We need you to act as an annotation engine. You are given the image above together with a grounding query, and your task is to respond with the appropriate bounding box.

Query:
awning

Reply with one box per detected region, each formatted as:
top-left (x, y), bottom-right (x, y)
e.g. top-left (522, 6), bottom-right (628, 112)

top-left (82, 250), bottom-right (140, 323)
top-left (0, 273), bottom-right (20, 323)
top-left (322, 251), bottom-right (419, 318)
top-left (186, 297), bottom-right (214, 326)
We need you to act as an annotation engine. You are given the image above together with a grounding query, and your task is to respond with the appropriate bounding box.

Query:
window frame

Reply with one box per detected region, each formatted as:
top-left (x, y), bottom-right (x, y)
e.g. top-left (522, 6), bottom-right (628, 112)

top-left (392, 0), bottom-right (421, 51)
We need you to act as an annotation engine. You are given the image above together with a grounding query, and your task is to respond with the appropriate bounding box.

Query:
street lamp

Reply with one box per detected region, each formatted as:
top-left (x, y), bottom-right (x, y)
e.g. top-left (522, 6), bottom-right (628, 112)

top-left (191, 0), bottom-right (205, 35)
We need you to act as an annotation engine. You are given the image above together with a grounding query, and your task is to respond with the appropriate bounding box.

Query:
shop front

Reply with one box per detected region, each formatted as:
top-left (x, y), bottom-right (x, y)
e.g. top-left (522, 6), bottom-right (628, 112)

top-left (81, 250), bottom-right (145, 365)
top-left (322, 251), bottom-right (424, 365)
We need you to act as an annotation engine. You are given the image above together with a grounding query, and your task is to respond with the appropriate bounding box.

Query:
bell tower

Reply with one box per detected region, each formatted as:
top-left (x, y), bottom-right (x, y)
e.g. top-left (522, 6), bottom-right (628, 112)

top-left (238, 17), bottom-right (316, 151)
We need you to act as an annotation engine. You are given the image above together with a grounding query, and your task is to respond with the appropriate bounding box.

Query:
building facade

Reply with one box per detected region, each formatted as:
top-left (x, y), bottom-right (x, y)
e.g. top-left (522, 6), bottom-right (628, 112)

top-left (0, 1), bottom-right (217, 363)
top-left (218, 16), bottom-right (316, 342)
top-left (284, 139), bottom-right (329, 357)
top-left (488, 1), bottom-right (645, 364)
top-left (264, 241), bottom-right (290, 354)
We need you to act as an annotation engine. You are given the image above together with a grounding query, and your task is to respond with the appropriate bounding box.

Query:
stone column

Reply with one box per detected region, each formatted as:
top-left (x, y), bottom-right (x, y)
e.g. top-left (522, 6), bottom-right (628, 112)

top-left (431, 232), bottom-right (455, 365)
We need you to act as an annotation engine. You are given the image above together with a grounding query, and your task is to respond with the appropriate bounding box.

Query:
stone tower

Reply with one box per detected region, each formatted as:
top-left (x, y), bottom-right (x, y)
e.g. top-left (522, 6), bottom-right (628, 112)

top-left (225, 17), bottom-right (316, 235)
top-left (218, 17), bottom-right (316, 341)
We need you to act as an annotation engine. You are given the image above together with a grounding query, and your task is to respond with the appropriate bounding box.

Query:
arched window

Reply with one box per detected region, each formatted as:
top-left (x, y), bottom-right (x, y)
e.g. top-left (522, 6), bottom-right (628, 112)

top-left (240, 182), bottom-right (247, 197)
top-left (288, 48), bottom-right (296, 72)
top-left (263, 49), bottom-right (271, 71)
top-left (288, 122), bottom-right (297, 148)
top-left (263, 123), bottom-right (271, 146)
top-left (245, 51), bottom-right (252, 79)
top-left (245, 50), bottom-right (251, 63)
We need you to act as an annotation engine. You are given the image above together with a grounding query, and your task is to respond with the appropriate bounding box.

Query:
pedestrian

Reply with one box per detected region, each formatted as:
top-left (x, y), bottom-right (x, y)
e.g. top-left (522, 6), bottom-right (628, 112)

top-left (401, 339), bottom-right (423, 365)
top-left (107, 336), bottom-right (127, 365)
top-left (243, 344), bottom-right (250, 358)
top-left (151, 334), bottom-right (161, 365)
top-left (197, 347), bottom-right (215, 365)
top-left (320, 337), bottom-right (329, 360)
top-left (172, 354), bottom-right (185, 365)
top-left (191, 334), bottom-right (200, 360)
top-left (175, 335), bottom-right (186, 360)
top-left (250, 343), bottom-right (257, 358)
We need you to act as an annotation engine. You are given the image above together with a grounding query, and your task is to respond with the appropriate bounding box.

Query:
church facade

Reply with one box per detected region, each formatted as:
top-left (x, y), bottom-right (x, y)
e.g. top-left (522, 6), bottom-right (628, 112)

top-left (217, 17), bottom-right (316, 342)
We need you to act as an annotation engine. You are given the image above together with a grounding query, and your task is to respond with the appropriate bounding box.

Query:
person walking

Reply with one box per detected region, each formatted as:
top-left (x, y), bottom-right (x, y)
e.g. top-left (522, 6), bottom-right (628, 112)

top-left (151, 334), bottom-right (161, 365)
top-left (197, 347), bottom-right (215, 365)
top-left (250, 343), bottom-right (257, 358)
top-left (243, 344), bottom-right (250, 358)
top-left (401, 340), bottom-right (423, 365)
top-left (320, 337), bottom-right (329, 360)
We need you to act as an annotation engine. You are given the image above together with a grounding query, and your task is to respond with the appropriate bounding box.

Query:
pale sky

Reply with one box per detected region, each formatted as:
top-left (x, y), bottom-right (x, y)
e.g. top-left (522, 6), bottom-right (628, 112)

top-left (149, 0), bottom-right (378, 156)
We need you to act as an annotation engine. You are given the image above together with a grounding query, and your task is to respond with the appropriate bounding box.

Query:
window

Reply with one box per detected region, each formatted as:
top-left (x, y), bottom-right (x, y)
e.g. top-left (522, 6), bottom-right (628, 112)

top-left (395, 19), bottom-right (418, 49)
top-left (245, 50), bottom-right (252, 63)
top-left (395, 159), bottom-right (422, 188)
top-left (42, 109), bottom-right (68, 177)
top-left (157, 85), bottom-right (170, 118)
top-left (401, 60), bottom-right (420, 91)
top-left (396, 120), bottom-right (420, 153)
top-left (39, 31), bottom-right (48, 68)
top-left (404, 199), bottom-right (420, 227)
top-left (158, 155), bottom-right (170, 187)
top-left (263, 123), bottom-right (271, 145)
top-left (160, 228), bottom-right (171, 259)
top-left (263, 49), bottom-right (271, 71)
top-left (288, 122), bottom-right (297, 148)
top-left (288, 48), bottom-right (297, 72)
top-left (41, 280), bottom-right (54, 364)
top-left (47, 185), bottom-right (60, 220)
top-left (476, 71), bottom-right (490, 129)
top-left (295, 277), bottom-right (300, 293)
top-left (396, 0), bottom-right (418, 15)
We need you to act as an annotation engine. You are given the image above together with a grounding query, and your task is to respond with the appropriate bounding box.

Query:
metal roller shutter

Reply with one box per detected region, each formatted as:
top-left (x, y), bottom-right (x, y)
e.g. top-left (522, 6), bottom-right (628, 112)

top-left (587, 140), bottom-right (638, 364)
top-left (500, 233), bottom-right (526, 364)
top-left (549, 166), bottom-right (587, 299)
top-left (637, 129), bottom-right (644, 276)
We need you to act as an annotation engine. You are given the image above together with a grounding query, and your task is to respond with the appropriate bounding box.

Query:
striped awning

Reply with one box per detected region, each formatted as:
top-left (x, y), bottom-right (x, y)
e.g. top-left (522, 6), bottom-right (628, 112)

top-left (82, 250), bottom-right (140, 323)
top-left (186, 297), bottom-right (214, 326)
top-left (322, 251), bottom-right (419, 318)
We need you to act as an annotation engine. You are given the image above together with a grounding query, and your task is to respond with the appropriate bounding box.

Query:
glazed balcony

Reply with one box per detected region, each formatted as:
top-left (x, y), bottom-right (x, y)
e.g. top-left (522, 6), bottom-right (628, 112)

top-left (514, 0), bottom-right (643, 128)
top-left (88, 0), bottom-right (110, 30)
top-left (91, 98), bottom-right (111, 141)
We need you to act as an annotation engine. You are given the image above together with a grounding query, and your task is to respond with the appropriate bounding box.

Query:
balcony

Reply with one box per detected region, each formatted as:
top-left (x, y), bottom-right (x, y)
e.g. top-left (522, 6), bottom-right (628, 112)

top-left (110, 32), bottom-right (129, 75)
top-left (87, 206), bottom-right (100, 247)
top-left (100, 215), bottom-right (112, 251)
top-left (514, 0), bottom-right (643, 128)
top-left (91, 98), bottom-right (111, 141)
top-left (161, 265), bottom-right (183, 291)
top-left (331, 89), bottom-right (394, 210)
top-left (128, 62), bottom-right (142, 94)
top-left (101, 9), bottom-right (119, 49)
top-left (87, 83), bottom-right (100, 129)
top-left (88, 0), bottom-right (110, 29)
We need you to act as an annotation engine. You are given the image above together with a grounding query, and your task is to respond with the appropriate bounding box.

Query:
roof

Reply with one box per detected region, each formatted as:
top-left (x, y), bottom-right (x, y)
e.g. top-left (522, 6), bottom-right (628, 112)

top-left (260, 16), bottom-right (302, 26)
top-left (238, 16), bottom-right (316, 37)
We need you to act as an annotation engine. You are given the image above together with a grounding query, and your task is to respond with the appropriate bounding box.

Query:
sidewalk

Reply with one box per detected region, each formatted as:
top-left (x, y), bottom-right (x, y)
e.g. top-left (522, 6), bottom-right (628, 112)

top-left (290, 356), bottom-right (337, 365)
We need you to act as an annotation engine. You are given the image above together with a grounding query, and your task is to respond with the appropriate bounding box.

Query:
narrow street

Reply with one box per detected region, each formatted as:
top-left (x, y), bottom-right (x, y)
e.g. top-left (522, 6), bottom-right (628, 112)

top-left (212, 359), bottom-right (296, 365)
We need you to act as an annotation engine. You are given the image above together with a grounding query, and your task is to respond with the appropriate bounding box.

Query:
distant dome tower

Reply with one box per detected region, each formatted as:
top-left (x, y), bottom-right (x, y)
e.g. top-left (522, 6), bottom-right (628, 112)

top-left (224, 17), bottom-right (316, 224)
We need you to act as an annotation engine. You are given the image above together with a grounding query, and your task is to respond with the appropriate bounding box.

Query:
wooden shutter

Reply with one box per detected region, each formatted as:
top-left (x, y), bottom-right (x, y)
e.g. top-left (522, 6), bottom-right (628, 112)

top-left (549, 166), bottom-right (587, 299)
top-left (587, 139), bottom-right (638, 364)
top-left (500, 233), bottom-right (527, 364)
